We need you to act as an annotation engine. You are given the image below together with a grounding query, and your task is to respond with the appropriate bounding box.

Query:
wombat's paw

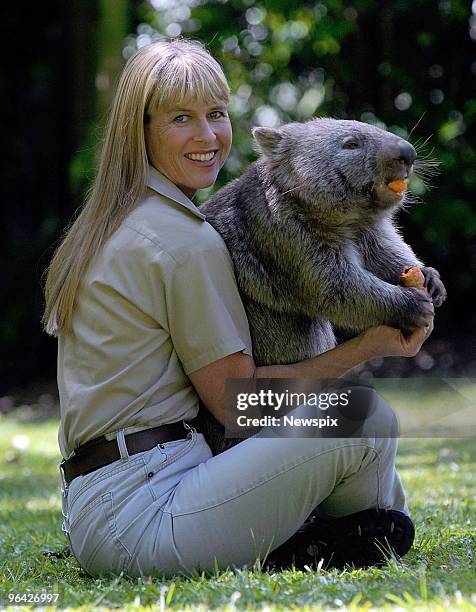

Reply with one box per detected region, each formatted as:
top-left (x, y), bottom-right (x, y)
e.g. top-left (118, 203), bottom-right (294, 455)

top-left (396, 286), bottom-right (435, 334)
top-left (421, 266), bottom-right (447, 308)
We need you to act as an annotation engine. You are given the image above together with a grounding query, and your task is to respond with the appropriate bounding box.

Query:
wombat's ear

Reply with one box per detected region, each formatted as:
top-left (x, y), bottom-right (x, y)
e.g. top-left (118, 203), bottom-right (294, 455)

top-left (252, 127), bottom-right (283, 160)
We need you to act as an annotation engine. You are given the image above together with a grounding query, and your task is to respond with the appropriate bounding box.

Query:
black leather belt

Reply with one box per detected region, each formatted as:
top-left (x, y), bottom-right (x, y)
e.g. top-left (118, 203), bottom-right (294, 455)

top-left (60, 421), bottom-right (191, 484)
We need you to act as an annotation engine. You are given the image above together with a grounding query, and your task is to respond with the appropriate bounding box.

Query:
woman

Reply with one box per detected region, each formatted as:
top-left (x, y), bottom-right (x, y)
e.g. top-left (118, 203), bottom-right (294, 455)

top-left (43, 39), bottom-right (433, 577)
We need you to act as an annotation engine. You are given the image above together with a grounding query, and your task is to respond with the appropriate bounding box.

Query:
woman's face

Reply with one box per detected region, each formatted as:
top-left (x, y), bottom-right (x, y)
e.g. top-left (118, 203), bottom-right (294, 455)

top-left (144, 100), bottom-right (232, 198)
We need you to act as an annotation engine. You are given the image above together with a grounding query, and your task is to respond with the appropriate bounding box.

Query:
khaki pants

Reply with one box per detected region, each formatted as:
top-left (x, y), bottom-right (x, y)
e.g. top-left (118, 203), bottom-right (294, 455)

top-left (60, 390), bottom-right (408, 577)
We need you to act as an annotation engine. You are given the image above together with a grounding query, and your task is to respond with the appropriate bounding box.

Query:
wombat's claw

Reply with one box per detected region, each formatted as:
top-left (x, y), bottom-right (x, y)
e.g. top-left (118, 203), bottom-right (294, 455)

top-left (398, 286), bottom-right (434, 333)
top-left (422, 266), bottom-right (447, 308)
top-left (430, 288), bottom-right (446, 308)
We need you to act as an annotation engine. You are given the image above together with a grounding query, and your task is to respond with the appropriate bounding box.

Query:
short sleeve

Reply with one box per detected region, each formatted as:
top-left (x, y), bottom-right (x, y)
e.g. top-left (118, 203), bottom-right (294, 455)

top-left (164, 245), bottom-right (253, 374)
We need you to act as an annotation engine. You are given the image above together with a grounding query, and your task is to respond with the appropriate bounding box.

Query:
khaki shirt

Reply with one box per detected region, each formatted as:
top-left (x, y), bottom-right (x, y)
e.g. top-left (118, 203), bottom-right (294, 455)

top-left (58, 165), bottom-right (252, 458)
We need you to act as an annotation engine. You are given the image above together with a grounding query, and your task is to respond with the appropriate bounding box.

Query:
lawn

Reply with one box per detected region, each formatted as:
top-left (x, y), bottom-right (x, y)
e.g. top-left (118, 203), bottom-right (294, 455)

top-left (0, 407), bottom-right (475, 611)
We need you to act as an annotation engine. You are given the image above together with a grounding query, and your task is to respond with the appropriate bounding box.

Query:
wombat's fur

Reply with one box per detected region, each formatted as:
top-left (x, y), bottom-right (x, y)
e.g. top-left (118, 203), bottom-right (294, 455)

top-left (196, 118), bottom-right (446, 454)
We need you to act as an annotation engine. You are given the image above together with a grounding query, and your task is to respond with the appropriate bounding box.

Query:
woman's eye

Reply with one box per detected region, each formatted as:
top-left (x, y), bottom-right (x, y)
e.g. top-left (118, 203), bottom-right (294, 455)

top-left (209, 110), bottom-right (226, 119)
top-left (173, 115), bottom-right (189, 124)
top-left (342, 137), bottom-right (360, 149)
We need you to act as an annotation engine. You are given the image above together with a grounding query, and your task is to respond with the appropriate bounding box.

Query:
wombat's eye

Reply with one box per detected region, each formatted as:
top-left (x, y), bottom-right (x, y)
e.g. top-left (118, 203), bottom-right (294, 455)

top-left (342, 137), bottom-right (360, 149)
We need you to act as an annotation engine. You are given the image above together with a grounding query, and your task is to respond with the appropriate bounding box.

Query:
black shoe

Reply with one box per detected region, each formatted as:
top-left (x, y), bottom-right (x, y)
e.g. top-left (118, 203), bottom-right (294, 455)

top-left (264, 508), bottom-right (415, 571)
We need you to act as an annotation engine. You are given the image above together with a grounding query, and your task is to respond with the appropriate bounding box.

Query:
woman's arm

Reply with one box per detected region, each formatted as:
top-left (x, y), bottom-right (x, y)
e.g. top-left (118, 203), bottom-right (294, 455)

top-left (189, 321), bottom-right (433, 425)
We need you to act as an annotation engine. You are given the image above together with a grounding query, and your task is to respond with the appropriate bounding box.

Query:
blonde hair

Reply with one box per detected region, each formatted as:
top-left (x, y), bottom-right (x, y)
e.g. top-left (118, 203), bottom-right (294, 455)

top-left (43, 39), bottom-right (230, 336)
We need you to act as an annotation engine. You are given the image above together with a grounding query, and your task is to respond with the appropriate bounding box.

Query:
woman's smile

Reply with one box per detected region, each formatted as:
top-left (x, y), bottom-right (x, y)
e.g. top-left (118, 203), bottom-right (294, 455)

top-left (184, 150), bottom-right (219, 164)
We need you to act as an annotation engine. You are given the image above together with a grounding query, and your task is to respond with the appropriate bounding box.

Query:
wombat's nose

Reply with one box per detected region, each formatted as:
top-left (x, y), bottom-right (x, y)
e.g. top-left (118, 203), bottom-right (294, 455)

top-left (398, 141), bottom-right (416, 165)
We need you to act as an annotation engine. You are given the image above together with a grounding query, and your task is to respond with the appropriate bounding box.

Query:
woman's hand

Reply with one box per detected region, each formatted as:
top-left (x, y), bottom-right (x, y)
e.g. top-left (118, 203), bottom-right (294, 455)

top-left (359, 320), bottom-right (434, 359)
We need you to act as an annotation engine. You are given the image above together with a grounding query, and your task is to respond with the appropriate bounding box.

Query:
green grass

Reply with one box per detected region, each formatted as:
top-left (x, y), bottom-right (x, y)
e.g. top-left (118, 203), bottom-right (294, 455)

top-left (0, 411), bottom-right (475, 611)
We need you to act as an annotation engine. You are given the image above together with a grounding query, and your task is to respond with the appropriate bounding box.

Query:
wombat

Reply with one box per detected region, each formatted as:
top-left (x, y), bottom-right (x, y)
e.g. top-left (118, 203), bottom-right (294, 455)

top-left (195, 118), bottom-right (447, 454)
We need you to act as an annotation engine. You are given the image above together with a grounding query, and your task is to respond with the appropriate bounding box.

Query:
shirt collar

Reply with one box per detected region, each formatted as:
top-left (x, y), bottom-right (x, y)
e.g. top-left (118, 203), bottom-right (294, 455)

top-left (145, 164), bottom-right (206, 221)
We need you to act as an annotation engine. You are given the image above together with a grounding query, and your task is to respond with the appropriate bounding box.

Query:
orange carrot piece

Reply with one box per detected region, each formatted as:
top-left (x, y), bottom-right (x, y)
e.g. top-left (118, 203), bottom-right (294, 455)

top-left (387, 179), bottom-right (408, 193)
top-left (400, 265), bottom-right (426, 289)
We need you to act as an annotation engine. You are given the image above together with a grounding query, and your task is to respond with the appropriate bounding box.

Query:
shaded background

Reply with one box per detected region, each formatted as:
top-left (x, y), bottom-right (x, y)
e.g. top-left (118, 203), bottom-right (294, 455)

top-left (1, 0), bottom-right (475, 400)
